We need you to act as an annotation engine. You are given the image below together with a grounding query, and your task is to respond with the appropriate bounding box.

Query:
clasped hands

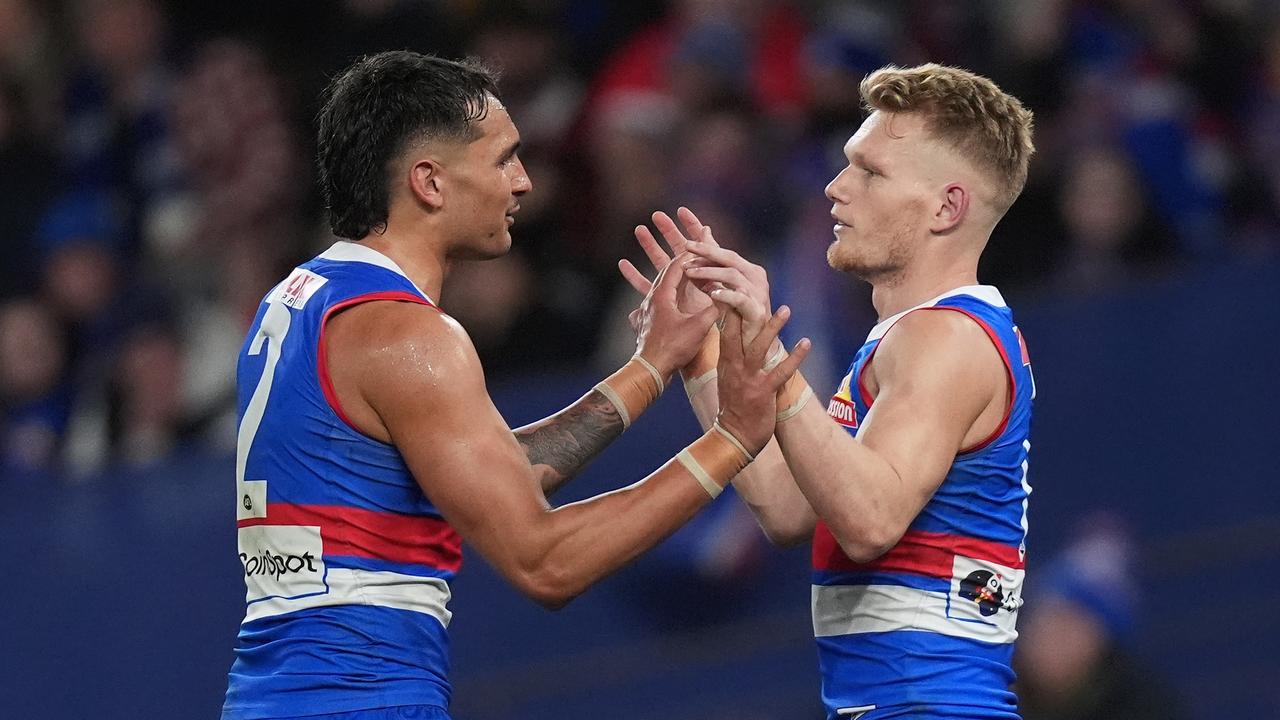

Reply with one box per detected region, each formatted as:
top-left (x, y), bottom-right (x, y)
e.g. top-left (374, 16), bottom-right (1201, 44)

top-left (624, 207), bottom-right (810, 457)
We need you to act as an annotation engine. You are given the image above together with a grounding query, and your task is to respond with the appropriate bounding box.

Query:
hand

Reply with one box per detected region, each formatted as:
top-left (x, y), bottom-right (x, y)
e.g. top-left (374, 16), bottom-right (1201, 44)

top-left (619, 208), bottom-right (721, 332)
top-left (714, 304), bottom-right (811, 456)
top-left (683, 240), bottom-right (774, 347)
top-left (634, 255), bottom-right (720, 377)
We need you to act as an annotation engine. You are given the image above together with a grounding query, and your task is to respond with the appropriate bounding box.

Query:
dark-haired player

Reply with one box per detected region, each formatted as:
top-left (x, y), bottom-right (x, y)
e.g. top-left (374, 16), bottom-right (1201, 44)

top-left (221, 51), bottom-right (808, 720)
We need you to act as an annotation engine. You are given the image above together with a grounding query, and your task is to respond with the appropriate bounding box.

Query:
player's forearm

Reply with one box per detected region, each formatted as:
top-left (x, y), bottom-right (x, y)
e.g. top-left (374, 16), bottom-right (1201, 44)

top-left (775, 400), bottom-right (911, 561)
top-left (686, 380), bottom-right (815, 545)
top-left (514, 357), bottom-right (665, 496)
top-left (514, 387), bottom-right (623, 496)
top-left (513, 428), bottom-right (749, 608)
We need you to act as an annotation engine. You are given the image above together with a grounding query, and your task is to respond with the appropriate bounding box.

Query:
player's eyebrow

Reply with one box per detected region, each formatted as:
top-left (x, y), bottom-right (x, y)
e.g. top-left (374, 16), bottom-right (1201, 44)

top-left (850, 150), bottom-right (883, 173)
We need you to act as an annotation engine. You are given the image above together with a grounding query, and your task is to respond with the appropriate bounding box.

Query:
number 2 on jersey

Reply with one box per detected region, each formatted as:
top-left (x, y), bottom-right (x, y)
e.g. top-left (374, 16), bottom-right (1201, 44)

top-left (236, 300), bottom-right (292, 521)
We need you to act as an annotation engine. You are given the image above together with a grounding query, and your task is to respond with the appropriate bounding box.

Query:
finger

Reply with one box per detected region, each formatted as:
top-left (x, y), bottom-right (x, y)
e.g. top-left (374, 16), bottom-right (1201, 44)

top-left (683, 240), bottom-right (758, 277)
top-left (768, 339), bottom-right (812, 389)
top-left (634, 224), bottom-right (672, 272)
top-left (717, 301), bottom-right (744, 350)
top-left (685, 265), bottom-right (753, 293)
top-left (676, 206), bottom-right (704, 234)
top-left (652, 211), bottom-right (692, 256)
top-left (628, 308), bottom-right (642, 333)
top-left (708, 287), bottom-right (766, 325)
top-left (748, 305), bottom-right (791, 362)
top-left (652, 253), bottom-right (690, 301)
top-left (618, 259), bottom-right (653, 296)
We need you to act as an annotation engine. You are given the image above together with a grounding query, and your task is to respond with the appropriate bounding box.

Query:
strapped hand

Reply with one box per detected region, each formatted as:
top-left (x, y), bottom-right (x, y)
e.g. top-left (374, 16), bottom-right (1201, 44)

top-left (713, 303), bottom-right (810, 456)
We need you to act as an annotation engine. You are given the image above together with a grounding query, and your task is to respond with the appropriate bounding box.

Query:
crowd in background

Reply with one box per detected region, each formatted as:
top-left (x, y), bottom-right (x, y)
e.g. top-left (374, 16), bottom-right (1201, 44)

top-left (1, 0), bottom-right (1277, 483)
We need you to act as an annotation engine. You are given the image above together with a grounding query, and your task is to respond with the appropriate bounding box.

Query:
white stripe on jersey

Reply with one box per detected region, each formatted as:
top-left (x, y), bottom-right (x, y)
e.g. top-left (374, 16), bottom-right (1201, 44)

top-left (245, 568), bottom-right (452, 626)
top-left (812, 578), bottom-right (1021, 645)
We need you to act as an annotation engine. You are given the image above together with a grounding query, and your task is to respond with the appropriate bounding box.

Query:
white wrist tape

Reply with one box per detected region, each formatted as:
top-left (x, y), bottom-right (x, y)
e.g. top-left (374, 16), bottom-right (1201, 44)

top-left (682, 368), bottom-right (718, 399)
top-left (676, 448), bottom-right (723, 499)
top-left (593, 381), bottom-right (631, 429)
top-left (712, 420), bottom-right (755, 462)
top-left (775, 385), bottom-right (814, 423)
top-left (631, 354), bottom-right (665, 394)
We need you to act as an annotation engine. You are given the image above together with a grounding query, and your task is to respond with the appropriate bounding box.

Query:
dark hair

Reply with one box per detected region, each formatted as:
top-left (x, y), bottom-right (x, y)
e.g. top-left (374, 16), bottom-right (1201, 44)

top-left (316, 51), bottom-right (499, 239)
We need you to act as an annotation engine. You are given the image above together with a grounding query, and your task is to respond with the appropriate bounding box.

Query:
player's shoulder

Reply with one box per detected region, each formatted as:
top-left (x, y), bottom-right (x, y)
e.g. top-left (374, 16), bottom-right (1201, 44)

top-left (873, 307), bottom-right (1003, 383)
top-left (329, 299), bottom-right (480, 384)
top-left (884, 307), bottom-right (992, 353)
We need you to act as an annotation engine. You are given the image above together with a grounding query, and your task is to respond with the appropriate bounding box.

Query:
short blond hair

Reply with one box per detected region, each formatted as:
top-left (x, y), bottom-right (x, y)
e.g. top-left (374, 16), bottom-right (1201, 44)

top-left (861, 63), bottom-right (1035, 214)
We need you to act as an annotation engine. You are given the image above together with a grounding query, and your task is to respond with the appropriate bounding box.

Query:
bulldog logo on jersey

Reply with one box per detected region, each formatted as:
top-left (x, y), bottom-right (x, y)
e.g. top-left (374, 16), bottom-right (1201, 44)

top-left (827, 373), bottom-right (859, 429)
top-left (959, 569), bottom-right (1005, 617)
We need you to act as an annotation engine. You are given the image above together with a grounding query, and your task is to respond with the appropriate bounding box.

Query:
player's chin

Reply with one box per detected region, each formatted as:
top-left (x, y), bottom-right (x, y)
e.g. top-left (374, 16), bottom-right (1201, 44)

top-left (826, 239), bottom-right (858, 273)
top-left (454, 231), bottom-right (512, 261)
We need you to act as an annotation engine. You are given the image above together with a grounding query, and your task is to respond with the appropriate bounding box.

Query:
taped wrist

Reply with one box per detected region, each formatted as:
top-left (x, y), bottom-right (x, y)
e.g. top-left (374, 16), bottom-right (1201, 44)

top-left (775, 368), bottom-right (808, 409)
top-left (680, 328), bottom-right (720, 380)
top-left (593, 356), bottom-right (665, 429)
top-left (776, 385), bottom-right (814, 423)
top-left (675, 424), bottom-right (754, 499)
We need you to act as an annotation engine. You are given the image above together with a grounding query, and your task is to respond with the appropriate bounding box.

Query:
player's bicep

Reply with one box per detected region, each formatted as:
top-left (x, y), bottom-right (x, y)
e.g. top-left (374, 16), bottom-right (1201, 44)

top-left (857, 312), bottom-right (1000, 506)
top-left (358, 308), bottom-right (548, 562)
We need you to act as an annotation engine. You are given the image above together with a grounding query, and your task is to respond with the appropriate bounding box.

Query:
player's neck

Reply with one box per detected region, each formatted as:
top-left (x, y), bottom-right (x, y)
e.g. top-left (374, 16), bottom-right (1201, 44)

top-left (356, 232), bottom-right (447, 302)
top-left (870, 267), bottom-right (980, 321)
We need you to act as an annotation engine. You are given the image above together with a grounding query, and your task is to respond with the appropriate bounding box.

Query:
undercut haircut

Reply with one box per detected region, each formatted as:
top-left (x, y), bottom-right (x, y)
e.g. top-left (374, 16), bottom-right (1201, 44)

top-left (316, 51), bottom-right (499, 239)
top-left (861, 63), bottom-right (1035, 215)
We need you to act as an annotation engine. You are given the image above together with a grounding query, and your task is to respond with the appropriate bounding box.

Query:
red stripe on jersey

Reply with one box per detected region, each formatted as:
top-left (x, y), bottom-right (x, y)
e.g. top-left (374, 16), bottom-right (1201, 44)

top-left (812, 521), bottom-right (1023, 578)
top-left (317, 291), bottom-right (437, 435)
top-left (1016, 326), bottom-right (1031, 366)
top-left (239, 503), bottom-right (463, 572)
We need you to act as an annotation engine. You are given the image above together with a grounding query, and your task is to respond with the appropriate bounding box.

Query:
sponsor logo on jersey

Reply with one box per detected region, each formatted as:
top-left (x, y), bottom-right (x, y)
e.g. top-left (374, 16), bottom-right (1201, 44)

top-left (949, 555), bottom-right (1023, 624)
top-left (828, 372), bottom-right (859, 428)
top-left (239, 524), bottom-right (327, 601)
top-left (828, 396), bottom-right (858, 428)
top-left (273, 268), bottom-right (328, 309)
top-left (959, 569), bottom-right (1006, 617)
top-left (241, 549), bottom-right (320, 581)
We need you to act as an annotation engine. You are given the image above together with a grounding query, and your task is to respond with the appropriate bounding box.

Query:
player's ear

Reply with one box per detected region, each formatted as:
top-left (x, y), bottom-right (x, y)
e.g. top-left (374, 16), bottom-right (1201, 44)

top-left (930, 182), bottom-right (968, 234)
top-left (409, 158), bottom-right (445, 211)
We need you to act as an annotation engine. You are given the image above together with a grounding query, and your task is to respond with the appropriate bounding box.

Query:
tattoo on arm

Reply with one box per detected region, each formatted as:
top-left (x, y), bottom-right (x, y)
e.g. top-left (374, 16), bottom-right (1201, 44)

top-left (514, 389), bottom-right (625, 497)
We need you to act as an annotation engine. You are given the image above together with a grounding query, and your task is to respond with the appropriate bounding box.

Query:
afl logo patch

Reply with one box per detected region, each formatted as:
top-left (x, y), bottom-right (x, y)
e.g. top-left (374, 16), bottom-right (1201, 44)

top-left (272, 268), bottom-right (328, 309)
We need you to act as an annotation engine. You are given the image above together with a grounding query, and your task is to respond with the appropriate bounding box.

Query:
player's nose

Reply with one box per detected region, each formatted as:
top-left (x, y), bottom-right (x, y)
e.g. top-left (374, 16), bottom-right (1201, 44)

top-left (511, 157), bottom-right (532, 195)
top-left (825, 168), bottom-right (850, 204)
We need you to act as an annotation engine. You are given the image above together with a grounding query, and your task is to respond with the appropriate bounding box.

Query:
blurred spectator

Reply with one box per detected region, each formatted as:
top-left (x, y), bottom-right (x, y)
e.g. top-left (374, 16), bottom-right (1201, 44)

top-left (1234, 17), bottom-right (1280, 256)
top-left (0, 298), bottom-right (71, 475)
top-left (63, 320), bottom-right (192, 474)
top-left (168, 38), bottom-right (302, 267)
top-left (586, 0), bottom-right (808, 132)
top-left (1018, 518), bottom-right (1188, 720)
top-left (1051, 147), bottom-right (1179, 295)
top-left (0, 76), bottom-right (59, 297)
top-left (61, 0), bottom-right (183, 260)
top-left (0, 0), bottom-right (64, 139)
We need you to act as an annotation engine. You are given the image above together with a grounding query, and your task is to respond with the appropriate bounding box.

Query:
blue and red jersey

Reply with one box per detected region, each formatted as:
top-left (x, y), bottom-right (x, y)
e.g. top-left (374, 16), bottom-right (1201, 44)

top-left (223, 242), bottom-right (462, 719)
top-left (814, 285), bottom-right (1035, 720)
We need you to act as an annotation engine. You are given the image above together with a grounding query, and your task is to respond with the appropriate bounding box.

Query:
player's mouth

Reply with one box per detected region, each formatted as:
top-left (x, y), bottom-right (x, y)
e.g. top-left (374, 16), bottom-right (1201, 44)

top-left (832, 211), bottom-right (851, 234)
top-left (506, 204), bottom-right (520, 226)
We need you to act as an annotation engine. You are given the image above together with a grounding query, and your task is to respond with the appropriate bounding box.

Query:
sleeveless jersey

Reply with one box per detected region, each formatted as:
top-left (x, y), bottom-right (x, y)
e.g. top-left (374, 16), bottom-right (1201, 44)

top-left (813, 286), bottom-right (1034, 720)
top-left (223, 242), bottom-right (463, 719)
